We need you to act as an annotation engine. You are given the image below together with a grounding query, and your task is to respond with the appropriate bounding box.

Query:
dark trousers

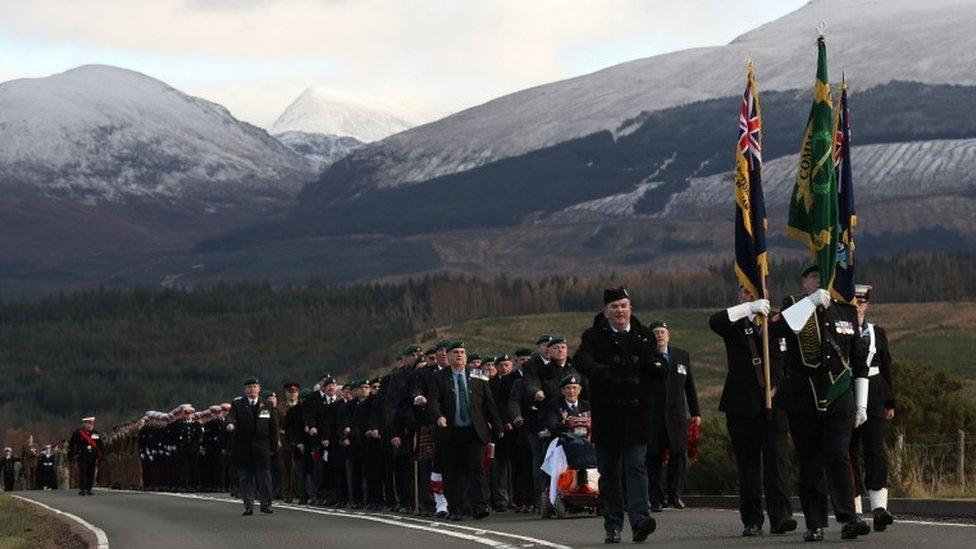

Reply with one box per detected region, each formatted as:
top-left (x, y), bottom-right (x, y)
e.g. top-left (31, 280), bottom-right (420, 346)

top-left (788, 411), bottom-right (856, 529)
top-left (509, 438), bottom-right (533, 507)
top-left (391, 450), bottom-right (414, 508)
top-left (78, 459), bottom-right (96, 492)
top-left (346, 453), bottom-right (365, 505)
top-left (417, 457), bottom-right (435, 512)
top-left (238, 467), bottom-right (272, 510)
top-left (271, 454), bottom-right (283, 499)
top-left (278, 447), bottom-right (298, 500)
top-left (596, 443), bottom-right (649, 533)
top-left (850, 415), bottom-right (887, 495)
top-left (364, 443), bottom-right (385, 507)
top-left (312, 450), bottom-right (336, 502)
top-left (646, 427), bottom-right (685, 505)
top-left (489, 441), bottom-right (510, 508)
top-left (726, 412), bottom-right (793, 527)
top-left (442, 426), bottom-right (489, 515)
top-left (526, 431), bottom-right (545, 498)
top-left (38, 466), bottom-right (58, 490)
top-left (333, 449), bottom-right (348, 503)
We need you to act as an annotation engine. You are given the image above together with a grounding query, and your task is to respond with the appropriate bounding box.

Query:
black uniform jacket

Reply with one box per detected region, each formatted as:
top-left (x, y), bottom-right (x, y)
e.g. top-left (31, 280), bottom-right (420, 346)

top-left (303, 391), bottom-right (340, 448)
top-left (573, 313), bottom-right (666, 445)
top-left (428, 366), bottom-right (504, 444)
top-left (648, 346), bottom-right (700, 454)
top-left (771, 298), bottom-right (868, 416)
top-left (68, 428), bottom-right (104, 463)
top-left (710, 310), bottom-right (785, 417)
top-left (860, 321), bottom-right (896, 417)
top-left (543, 398), bottom-right (591, 438)
top-left (227, 397), bottom-right (279, 470)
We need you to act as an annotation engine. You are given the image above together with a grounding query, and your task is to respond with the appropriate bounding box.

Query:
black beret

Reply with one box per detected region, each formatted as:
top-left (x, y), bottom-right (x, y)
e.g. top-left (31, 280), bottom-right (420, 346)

top-left (560, 374), bottom-right (582, 387)
top-left (603, 286), bottom-right (630, 305)
top-left (801, 264), bottom-right (820, 277)
top-left (515, 348), bottom-right (533, 357)
top-left (496, 353), bottom-right (512, 362)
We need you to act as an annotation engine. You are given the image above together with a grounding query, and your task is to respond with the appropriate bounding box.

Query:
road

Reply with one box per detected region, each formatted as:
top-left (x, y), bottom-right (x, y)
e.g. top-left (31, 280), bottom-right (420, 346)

top-left (14, 490), bottom-right (976, 548)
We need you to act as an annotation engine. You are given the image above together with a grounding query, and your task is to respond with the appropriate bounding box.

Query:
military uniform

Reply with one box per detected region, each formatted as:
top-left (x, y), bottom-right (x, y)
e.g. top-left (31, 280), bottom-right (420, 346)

top-left (850, 284), bottom-right (896, 531)
top-left (710, 306), bottom-right (794, 534)
top-left (226, 377), bottom-right (279, 514)
top-left (771, 290), bottom-right (870, 540)
top-left (68, 418), bottom-right (104, 495)
top-left (37, 448), bottom-right (58, 490)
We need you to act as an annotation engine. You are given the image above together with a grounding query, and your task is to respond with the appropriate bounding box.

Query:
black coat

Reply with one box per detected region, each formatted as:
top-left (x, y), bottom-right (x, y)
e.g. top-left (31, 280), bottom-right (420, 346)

top-left (428, 367), bottom-right (503, 444)
top-left (573, 313), bottom-right (666, 445)
top-left (227, 397), bottom-right (279, 470)
top-left (535, 359), bottom-right (589, 404)
top-left (303, 391), bottom-right (340, 448)
top-left (68, 428), bottom-right (104, 464)
top-left (860, 321), bottom-right (896, 417)
top-left (710, 310), bottom-right (785, 417)
top-left (543, 398), bottom-right (591, 438)
top-left (771, 298), bottom-right (868, 416)
top-left (648, 347), bottom-right (699, 454)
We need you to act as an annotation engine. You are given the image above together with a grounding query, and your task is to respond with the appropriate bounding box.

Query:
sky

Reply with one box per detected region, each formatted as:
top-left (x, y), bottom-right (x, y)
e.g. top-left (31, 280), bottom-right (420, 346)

top-left (0, 0), bottom-right (808, 129)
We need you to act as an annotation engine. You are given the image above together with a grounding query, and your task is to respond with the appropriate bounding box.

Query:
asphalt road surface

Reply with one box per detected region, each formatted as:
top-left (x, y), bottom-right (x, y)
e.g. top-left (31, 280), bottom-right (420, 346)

top-left (15, 490), bottom-right (976, 549)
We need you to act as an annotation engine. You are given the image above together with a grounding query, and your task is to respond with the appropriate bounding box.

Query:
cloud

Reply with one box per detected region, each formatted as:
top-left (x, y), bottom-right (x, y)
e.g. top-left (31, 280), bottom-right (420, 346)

top-left (0, 0), bottom-right (805, 126)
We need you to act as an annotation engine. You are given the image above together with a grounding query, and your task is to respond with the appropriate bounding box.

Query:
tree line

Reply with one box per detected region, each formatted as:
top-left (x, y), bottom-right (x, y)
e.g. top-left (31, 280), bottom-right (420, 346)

top-left (1, 252), bottom-right (973, 443)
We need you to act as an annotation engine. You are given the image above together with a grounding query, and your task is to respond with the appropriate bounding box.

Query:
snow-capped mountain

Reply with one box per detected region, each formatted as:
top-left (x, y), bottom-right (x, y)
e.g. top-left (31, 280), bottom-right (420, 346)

top-left (270, 87), bottom-right (438, 143)
top-left (307, 0), bottom-right (976, 200)
top-left (0, 65), bottom-right (316, 260)
top-left (275, 131), bottom-right (362, 171)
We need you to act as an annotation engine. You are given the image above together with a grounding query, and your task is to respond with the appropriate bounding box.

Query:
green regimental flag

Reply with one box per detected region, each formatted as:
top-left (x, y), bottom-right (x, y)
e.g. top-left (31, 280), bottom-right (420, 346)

top-left (787, 35), bottom-right (838, 288)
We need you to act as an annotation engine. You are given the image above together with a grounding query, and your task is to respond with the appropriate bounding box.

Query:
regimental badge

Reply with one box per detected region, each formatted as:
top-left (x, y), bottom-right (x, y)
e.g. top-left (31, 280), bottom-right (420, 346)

top-left (654, 361), bottom-right (662, 367)
top-left (258, 410), bottom-right (271, 419)
top-left (744, 326), bottom-right (755, 335)
top-left (778, 338), bottom-right (787, 352)
top-left (676, 364), bottom-right (688, 375)
top-left (91, 433), bottom-right (99, 439)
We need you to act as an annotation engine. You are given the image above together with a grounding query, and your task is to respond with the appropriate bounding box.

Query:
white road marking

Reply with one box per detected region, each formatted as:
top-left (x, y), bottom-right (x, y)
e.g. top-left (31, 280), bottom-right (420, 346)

top-left (102, 489), bottom-right (572, 548)
top-left (12, 494), bottom-right (111, 549)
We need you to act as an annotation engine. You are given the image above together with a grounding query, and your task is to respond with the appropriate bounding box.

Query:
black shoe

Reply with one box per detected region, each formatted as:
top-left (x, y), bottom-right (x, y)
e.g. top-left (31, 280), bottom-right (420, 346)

top-left (473, 508), bottom-right (489, 520)
top-left (492, 505), bottom-right (506, 513)
top-left (604, 530), bottom-right (621, 544)
top-left (841, 518), bottom-right (870, 539)
top-left (78, 490), bottom-right (86, 496)
top-left (650, 502), bottom-right (663, 513)
top-left (632, 517), bottom-right (657, 543)
top-left (298, 499), bottom-right (308, 505)
top-left (449, 513), bottom-right (463, 521)
top-left (242, 508), bottom-right (253, 516)
top-left (770, 518), bottom-right (798, 534)
top-left (420, 510), bottom-right (434, 518)
top-left (260, 507), bottom-right (273, 514)
top-left (668, 497), bottom-right (685, 509)
top-left (435, 510), bottom-right (449, 519)
top-left (803, 527), bottom-right (823, 542)
top-left (872, 508), bottom-right (894, 532)
top-left (350, 503), bottom-right (363, 510)
top-left (742, 525), bottom-right (763, 536)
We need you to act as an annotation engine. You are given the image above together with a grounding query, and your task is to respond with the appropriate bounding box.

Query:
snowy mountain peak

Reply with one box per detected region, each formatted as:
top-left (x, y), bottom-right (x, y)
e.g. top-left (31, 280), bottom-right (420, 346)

top-left (270, 87), bottom-right (439, 143)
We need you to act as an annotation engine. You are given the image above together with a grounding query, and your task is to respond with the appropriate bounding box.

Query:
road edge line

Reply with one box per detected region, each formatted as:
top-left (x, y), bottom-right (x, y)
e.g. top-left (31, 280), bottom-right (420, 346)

top-left (11, 493), bottom-right (110, 549)
top-left (103, 489), bottom-right (572, 548)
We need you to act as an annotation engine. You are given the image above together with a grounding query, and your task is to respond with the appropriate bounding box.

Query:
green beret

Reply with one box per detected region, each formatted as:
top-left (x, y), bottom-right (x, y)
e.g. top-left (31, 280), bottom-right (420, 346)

top-left (801, 264), bottom-right (819, 277)
top-left (560, 373), bottom-right (582, 388)
top-left (370, 378), bottom-right (381, 385)
top-left (496, 353), bottom-right (512, 362)
top-left (467, 353), bottom-right (481, 362)
top-left (400, 343), bottom-right (423, 356)
top-left (547, 336), bottom-right (567, 347)
top-left (482, 355), bottom-right (495, 364)
top-left (515, 348), bottom-right (533, 358)
top-left (299, 388), bottom-right (313, 399)
top-left (319, 373), bottom-right (335, 385)
top-left (535, 335), bottom-right (554, 345)
top-left (358, 379), bottom-right (370, 387)
top-left (649, 320), bottom-right (668, 330)
top-left (242, 374), bottom-right (260, 386)
top-left (446, 340), bottom-right (465, 352)
top-left (259, 389), bottom-right (276, 399)
top-left (435, 340), bottom-right (450, 350)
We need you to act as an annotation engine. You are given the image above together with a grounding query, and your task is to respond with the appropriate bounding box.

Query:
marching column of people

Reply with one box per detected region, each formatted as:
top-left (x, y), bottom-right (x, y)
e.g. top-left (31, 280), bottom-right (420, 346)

top-left (47, 276), bottom-right (897, 545)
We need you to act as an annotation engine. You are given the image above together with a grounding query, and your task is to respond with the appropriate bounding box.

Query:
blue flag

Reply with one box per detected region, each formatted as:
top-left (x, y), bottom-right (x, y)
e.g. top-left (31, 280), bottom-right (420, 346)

top-left (831, 79), bottom-right (856, 303)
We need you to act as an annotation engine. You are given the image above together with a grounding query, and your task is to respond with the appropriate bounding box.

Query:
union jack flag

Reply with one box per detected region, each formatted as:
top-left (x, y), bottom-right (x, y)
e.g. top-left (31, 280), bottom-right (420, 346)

top-left (733, 62), bottom-right (768, 302)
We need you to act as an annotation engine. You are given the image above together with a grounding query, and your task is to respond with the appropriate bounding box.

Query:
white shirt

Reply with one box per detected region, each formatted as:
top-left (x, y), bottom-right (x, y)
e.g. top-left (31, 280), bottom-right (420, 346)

top-left (248, 398), bottom-right (257, 406)
top-left (610, 323), bottom-right (631, 333)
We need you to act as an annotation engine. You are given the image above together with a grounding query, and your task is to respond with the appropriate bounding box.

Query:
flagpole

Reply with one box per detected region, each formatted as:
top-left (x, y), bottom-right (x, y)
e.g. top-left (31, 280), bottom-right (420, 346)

top-left (761, 277), bottom-right (772, 414)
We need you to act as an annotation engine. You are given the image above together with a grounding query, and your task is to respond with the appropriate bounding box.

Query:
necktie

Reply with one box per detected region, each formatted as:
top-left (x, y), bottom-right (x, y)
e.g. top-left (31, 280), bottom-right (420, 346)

top-left (456, 372), bottom-right (471, 423)
top-left (570, 404), bottom-right (578, 415)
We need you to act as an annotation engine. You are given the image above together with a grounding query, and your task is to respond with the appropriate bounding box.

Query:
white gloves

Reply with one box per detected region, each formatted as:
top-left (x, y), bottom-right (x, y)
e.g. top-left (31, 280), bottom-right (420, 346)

top-left (750, 299), bottom-right (771, 316)
top-left (854, 377), bottom-right (869, 428)
top-left (809, 288), bottom-right (831, 309)
top-left (726, 299), bottom-right (770, 322)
